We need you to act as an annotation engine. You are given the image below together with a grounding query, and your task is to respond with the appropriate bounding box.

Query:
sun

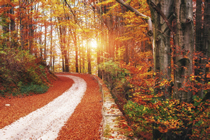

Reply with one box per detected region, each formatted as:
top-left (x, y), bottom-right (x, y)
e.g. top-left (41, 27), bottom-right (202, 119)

top-left (90, 39), bottom-right (97, 49)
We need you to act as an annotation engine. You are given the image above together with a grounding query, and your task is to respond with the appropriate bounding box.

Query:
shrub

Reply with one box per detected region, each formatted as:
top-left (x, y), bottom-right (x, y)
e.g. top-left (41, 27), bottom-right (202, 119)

top-left (0, 47), bottom-right (51, 97)
top-left (20, 84), bottom-right (49, 95)
top-left (101, 60), bottom-right (210, 139)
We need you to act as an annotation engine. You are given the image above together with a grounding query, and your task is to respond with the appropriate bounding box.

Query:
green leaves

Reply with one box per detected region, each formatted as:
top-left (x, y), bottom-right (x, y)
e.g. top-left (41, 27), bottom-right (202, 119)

top-left (20, 84), bottom-right (49, 95)
top-left (124, 100), bottom-right (148, 121)
top-left (195, 120), bottom-right (203, 126)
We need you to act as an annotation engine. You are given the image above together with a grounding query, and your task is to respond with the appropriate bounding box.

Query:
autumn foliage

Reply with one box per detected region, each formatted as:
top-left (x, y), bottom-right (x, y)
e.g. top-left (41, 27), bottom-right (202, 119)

top-left (0, 48), bottom-right (54, 97)
top-left (98, 1), bottom-right (209, 140)
top-left (1, 0), bottom-right (210, 139)
top-left (0, 0), bottom-right (57, 96)
top-left (101, 58), bottom-right (210, 139)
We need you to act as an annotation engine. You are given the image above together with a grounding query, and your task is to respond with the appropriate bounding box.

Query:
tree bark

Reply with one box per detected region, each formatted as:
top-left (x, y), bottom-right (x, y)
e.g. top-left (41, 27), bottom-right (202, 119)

top-left (174, 0), bottom-right (194, 103)
top-left (203, 0), bottom-right (210, 84)
top-left (74, 30), bottom-right (79, 73)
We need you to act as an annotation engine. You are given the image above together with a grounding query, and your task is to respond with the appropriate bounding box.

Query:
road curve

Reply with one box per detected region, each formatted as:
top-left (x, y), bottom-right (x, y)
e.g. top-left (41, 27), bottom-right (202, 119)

top-left (0, 75), bottom-right (87, 140)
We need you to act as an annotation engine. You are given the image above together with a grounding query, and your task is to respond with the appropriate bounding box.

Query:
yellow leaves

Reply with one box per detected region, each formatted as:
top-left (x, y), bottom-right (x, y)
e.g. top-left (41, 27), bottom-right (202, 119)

top-left (109, 3), bottom-right (120, 10)
top-left (97, 0), bottom-right (115, 6)
top-left (116, 36), bottom-right (133, 41)
top-left (187, 106), bottom-right (192, 112)
top-left (5, 18), bottom-right (11, 23)
top-left (159, 79), bottom-right (172, 87)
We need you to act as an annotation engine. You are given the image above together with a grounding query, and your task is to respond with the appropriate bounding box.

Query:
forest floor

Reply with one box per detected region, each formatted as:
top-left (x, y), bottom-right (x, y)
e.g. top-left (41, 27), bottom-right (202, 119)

top-left (0, 73), bottom-right (102, 140)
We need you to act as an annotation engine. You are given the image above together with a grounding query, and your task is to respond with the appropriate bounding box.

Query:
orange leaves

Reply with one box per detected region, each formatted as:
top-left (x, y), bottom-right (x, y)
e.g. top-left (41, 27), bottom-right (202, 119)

top-left (56, 74), bottom-right (102, 140)
top-left (124, 90), bottom-right (210, 139)
top-left (0, 76), bottom-right (73, 129)
top-left (0, 74), bottom-right (103, 139)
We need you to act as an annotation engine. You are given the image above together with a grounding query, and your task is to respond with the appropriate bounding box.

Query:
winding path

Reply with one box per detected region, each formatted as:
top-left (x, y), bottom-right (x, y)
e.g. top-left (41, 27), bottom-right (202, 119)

top-left (0, 75), bottom-right (87, 140)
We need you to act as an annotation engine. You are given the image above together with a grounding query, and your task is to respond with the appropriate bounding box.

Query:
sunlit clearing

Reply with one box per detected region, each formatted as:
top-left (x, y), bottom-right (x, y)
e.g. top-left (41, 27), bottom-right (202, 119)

top-left (90, 39), bottom-right (97, 49)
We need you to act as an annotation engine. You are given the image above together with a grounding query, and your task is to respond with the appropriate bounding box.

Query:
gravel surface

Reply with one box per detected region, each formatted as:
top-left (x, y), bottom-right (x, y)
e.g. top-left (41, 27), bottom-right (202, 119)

top-left (0, 75), bottom-right (87, 140)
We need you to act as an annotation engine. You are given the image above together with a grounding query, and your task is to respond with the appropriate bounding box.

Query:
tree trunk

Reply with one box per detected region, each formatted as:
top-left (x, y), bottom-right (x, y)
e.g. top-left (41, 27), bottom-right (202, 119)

top-left (87, 41), bottom-right (91, 74)
top-left (2, 4), bottom-right (9, 47)
top-left (39, 26), bottom-right (42, 59)
top-left (44, 19), bottom-right (47, 64)
top-left (203, 0), bottom-right (210, 83)
top-left (10, 2), bottom-right (16, 48)
top-left (196, 0), bottom-right (202, 52)
top-left (195, 0), bottom-right (205, 97)
top-left (19, 0), bottom-right (24, 50)
top-left (50, 9), bottom-right (53, 71)
top-left (29, 0), bottom-right (34, 54)
top-left (174, 0), bottom-right (194, 103)
top-left (64, 50), bottom-right (69, 72)
top-left (74, 30), bottom-right (79, 73)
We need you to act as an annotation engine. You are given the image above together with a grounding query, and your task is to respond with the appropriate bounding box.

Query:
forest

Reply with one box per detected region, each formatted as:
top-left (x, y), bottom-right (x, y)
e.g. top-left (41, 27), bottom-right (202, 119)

top-left (0, 0), bottom-right (210, 139)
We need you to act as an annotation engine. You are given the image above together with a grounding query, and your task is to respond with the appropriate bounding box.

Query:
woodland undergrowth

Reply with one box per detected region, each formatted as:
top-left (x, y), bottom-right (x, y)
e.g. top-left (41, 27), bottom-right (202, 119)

top-left (100, 60), bottom-right (210, 140)
top-left (0, 47), bottom-right (56, 97)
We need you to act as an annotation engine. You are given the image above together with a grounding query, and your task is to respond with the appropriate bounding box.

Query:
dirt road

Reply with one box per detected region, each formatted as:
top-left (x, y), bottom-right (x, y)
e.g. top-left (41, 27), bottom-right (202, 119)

top-left (0, 74), bottom-right (102, 140)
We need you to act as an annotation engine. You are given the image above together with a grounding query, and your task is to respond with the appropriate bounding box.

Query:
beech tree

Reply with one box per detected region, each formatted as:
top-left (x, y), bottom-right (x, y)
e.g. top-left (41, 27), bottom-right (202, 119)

top-left (113, 0), bottom-right (206, 139)
top-left (115, 0), bottom-right (194, 102)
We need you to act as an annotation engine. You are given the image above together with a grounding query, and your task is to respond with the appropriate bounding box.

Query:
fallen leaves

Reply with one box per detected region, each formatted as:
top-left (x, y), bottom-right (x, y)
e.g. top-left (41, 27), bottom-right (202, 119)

top-left (0, 76), bottom-right (73, 129)
top-left (56, 73), bottom-right (102, 140)
top-left (0, 74), bottom-right (103, 139)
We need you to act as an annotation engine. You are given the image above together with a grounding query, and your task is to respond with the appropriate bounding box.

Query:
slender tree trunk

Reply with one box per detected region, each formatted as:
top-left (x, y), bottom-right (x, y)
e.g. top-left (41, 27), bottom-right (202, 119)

top-left (125, 38), bottom-right (129, 64)
top-left (74, 30), bottom-right (79, 73)
top-left (63, 27), bottom-right (69, 72)
top-left (52, 55), bottom-right (55, 72)
top-left (62, 57), bottom-right (65, 72)
top-left (44, 19), bottom-right (47, 64)
top-left (64, 50), bottom-right (69, 72)
top-left (10, 2), bottom-right (15, 48)
top-left (19, 0), bottom-right (24, 50)
top-left (29, 0), bottom-right (34, 54)
top-left (79, 38), bottom-right (81, 73)
top-left (2, 4), bottom-right (9, 47)
top-left (50, 9), bottom-right (53, 70)
top-left (39, 30), bottom-right (42, 58)
top-left (87, 41), bottom-right (91, 74)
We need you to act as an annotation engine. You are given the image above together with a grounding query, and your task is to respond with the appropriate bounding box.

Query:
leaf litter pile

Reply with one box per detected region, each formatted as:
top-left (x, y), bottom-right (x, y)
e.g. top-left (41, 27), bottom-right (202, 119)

top-left (0, 73), bottom-right (102, 139)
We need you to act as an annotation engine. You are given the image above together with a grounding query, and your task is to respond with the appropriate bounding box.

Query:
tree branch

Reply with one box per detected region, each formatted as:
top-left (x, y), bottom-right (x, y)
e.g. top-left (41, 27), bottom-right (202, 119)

top-left (115, 0), bottom-right (153, 36)
top-left (63, 0), bottom-right (85, 32)
top-left (116, 0), bottom-right (148, 19)
top-left (63, 0), bottom-right (77, 23)
top-left (147, 0), bottom-right (174, 33)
